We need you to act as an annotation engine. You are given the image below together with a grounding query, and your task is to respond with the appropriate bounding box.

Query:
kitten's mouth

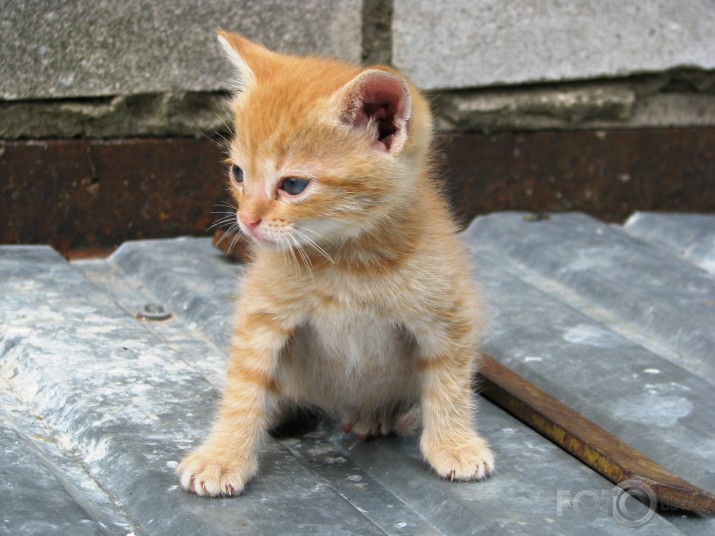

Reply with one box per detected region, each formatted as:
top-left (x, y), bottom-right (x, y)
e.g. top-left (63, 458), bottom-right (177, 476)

top-left (241, 225), bottom-right (275, 246)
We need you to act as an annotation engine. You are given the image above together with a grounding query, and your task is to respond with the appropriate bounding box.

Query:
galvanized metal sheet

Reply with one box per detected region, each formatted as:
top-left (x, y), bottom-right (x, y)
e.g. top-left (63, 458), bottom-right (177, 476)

top-left (624, 212), bottom-right (715, 275)
top-left (0, 247), bottom-right (391, 535)
top-left (0, 395), bottom-right (125, 536)
top-left (471, 250), bottom-right (715, 488)
top-left (2, 214), bottom-right (709, 534)
top-left (85, 236), bottom-right (690, 533)
top-left (466, 212), bottom-right (715, 383)
top-left (90, 237), bottom-right (684, 534)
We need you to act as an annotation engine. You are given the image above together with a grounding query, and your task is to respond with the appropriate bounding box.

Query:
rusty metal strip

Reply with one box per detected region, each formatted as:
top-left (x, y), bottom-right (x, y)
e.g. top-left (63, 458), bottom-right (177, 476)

top-left (477, 354), bottom-right (715, 514)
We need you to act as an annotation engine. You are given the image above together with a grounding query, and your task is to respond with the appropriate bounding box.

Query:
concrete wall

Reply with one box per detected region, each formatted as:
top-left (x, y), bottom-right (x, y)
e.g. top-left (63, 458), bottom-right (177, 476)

top-left (392, 0), bottom-right (715, 90)
top-left (1, 0), bottom-right (362, 100)
top-left (3, 1), bottom-right (715, 253)
top-left (1, 0), bottom-right (714, 137)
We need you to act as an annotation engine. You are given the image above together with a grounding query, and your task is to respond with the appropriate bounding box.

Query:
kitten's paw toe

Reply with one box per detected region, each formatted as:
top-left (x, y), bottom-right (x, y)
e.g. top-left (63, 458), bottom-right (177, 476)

top-left (351, 418), bottom-right (389, 440)
top-left (422, 436), bottom-right (494, 481)
top-left (343, 408), bottom-right (421, 440)
top-left (177, 449), bottom-right (256, 497)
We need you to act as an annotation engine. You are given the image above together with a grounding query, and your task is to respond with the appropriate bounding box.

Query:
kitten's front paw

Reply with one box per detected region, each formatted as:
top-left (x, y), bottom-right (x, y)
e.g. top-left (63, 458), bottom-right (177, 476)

top-left (177, 447), bottom-right (257, 497)
top-left (421, 435), bottom-right (494, 481)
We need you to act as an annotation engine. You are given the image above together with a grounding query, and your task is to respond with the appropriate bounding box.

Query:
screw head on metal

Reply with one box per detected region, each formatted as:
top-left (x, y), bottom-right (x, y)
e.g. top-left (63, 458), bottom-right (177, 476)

top-left (136, 303), bottom-right (172, 321)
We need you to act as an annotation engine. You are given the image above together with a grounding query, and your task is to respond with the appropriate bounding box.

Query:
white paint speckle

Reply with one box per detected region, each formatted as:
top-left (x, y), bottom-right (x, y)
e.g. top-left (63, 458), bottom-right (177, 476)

top-left (347, 474), bottom-right (362, 482)
top-left (643, 368), bottom-right (661, 374)
top-left (524, 356), bottom-right (543, 362)
top-left (613, 395), bottom-right (693, 427)
top-left (166, 460), bottom-right (178, 469)
top-left (307, 444), bottom-right (333, 456)
top-left (84, 437), bottom-right (110, 464)
top-left (395, 522), bottom-right (408, 529)
top-left (563, 324), bottom-right (621, 348)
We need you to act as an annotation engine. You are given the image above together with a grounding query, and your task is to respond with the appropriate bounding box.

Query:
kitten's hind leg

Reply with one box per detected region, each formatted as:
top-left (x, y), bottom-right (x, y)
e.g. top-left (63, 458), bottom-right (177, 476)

top-left (341, 406), bottom-right (421, 440)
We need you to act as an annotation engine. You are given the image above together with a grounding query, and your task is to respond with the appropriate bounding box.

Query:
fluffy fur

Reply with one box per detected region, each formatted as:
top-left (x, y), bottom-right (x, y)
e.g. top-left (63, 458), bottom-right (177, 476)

top-left (177, 32), bottom-right (494, 496)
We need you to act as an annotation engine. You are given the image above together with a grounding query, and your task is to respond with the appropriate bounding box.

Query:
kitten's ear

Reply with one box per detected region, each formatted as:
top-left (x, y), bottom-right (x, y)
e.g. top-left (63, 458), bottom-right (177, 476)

top-left (337, 69), bottom-right (412, 154)
top-left (217, 31), bottom-right (273, 92)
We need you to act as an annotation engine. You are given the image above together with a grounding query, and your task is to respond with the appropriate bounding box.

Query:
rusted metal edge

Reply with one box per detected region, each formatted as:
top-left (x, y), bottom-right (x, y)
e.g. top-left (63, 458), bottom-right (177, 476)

top-left (477, 354), bottom-right (715, 514)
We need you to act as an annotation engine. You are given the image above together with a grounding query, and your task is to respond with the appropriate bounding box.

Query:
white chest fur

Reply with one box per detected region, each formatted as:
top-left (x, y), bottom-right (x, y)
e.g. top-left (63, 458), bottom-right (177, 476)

top-left (279, 304), bottom-right (420, 414)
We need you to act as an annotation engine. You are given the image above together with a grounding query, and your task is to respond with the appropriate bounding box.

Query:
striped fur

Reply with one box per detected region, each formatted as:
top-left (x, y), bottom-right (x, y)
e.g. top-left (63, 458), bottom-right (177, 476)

top-left (177, 33), bottom-right (494, 496)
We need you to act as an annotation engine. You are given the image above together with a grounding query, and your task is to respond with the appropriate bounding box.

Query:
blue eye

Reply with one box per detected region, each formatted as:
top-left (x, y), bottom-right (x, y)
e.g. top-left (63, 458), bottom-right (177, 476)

top-left (280, 177), bottom-right (310, 196)
top-left (230, 165), bottom-right (244, 183)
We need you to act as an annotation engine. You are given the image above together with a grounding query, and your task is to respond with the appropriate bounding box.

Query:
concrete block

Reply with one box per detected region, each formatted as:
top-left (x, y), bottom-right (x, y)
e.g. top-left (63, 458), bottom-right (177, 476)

top-left (393, 0), bottom-right (715, 90)
top-left (1, 0), bottom-right (363, 100)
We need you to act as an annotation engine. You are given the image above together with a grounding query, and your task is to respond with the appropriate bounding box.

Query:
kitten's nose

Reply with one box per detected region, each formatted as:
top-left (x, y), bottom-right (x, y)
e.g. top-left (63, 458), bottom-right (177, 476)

top-left (239, 213), bottom-right (262, 232)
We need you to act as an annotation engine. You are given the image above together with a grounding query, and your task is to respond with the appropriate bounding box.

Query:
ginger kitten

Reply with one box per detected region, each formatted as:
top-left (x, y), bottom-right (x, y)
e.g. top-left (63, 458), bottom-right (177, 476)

top-left (177, 32), bottom-right (494, 496)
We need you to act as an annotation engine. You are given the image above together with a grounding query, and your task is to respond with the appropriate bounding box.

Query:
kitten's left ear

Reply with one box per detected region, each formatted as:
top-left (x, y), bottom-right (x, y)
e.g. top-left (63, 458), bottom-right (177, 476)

top-left (217, 31), bottom-right (274, 92)
top-left (337, 69), bottom-right (412, 155)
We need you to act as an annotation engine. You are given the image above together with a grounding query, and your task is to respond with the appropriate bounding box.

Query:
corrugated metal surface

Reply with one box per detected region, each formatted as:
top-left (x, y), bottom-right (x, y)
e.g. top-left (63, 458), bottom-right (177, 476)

top-left (1, 212), bottom-right (714, 535)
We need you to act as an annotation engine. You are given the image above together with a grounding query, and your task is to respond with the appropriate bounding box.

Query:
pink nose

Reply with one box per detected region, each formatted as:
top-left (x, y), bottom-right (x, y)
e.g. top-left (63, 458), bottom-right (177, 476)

top-left (239, 214), bottom-right (262, 231)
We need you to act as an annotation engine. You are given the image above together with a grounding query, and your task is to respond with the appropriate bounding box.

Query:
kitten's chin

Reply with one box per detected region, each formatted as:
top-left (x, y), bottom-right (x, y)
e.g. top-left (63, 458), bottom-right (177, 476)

top-left (243, 228), bottom-right (278, 248)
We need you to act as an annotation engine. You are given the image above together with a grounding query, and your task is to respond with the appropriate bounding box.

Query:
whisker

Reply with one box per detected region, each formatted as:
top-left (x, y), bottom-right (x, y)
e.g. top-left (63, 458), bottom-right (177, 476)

top-left (215, 223), bottom-right (241, 248)
top-left (290, 234), bottom-right (314, 280)
top-left (214, 229), bottom-right (231, 248)
top-left (207, 217), bottom-right (236, 232)
top-left (293, 226), bottom-right (335, 265)
top-left (227, 226), bottom-right (243, 255)
top-left (282, 234), bottom-right (301, 277)
top-left (214, 201), bottom-right (237, 210)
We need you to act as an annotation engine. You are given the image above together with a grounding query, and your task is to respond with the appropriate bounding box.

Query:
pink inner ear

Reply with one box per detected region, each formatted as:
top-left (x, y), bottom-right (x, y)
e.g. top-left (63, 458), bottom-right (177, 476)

top-left (343, 72), bottom-right (409, 153)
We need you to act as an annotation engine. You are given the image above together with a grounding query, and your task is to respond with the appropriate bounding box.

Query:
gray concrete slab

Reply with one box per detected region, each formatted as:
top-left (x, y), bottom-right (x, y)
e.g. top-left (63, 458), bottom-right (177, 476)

top-left (392, 0), bottom-right (715, 90)
top-left (624, 212), bottom-right (715, 274)
top-left (1, 0), bottom-right (362, 100)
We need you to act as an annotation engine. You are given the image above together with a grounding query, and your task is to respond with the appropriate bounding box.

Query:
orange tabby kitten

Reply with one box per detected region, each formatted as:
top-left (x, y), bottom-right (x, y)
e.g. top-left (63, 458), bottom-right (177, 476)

top-left (177, 32), bottom-right (494, 496)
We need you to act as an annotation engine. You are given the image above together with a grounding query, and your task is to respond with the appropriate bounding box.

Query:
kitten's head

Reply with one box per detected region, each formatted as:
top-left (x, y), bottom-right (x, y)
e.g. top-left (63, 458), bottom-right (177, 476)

top-left (217, 32), bottom-right (433, 253)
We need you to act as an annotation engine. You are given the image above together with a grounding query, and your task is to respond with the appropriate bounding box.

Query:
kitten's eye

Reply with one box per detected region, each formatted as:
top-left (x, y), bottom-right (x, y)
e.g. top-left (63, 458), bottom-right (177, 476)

top-left (230, 164), bottom-right (244, 183)
top-left (280, 177), bottom-right (310, 196)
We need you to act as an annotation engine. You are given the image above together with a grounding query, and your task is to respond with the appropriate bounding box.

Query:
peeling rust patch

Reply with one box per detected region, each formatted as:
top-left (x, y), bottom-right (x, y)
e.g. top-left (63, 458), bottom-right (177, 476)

top-left (2, 129), bottom-right (714, 257)
top-left (1, 138), bottom-right (228, 257)
top-left (441, 128), bottom-right (715, 226)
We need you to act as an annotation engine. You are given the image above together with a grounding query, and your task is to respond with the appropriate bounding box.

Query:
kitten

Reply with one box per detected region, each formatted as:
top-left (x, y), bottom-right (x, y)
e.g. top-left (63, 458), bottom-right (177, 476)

top-left (177, 32), bottom-right (494, 496)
